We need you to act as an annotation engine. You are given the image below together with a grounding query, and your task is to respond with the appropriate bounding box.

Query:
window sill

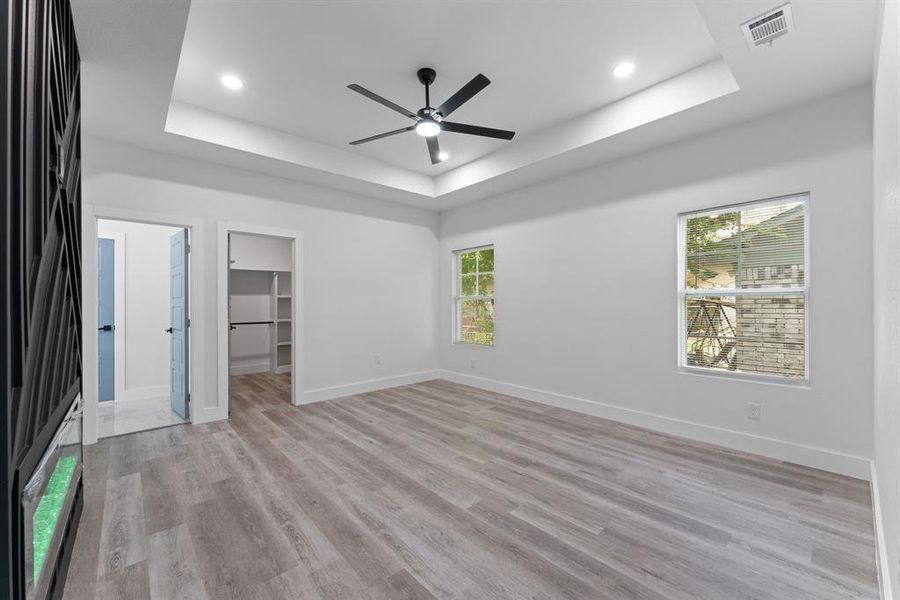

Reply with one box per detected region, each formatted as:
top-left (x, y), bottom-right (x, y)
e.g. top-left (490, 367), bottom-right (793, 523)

top-left (452, 341), bottom-right (495, 350)
top-left (678, 366), bottom-right (810, 389)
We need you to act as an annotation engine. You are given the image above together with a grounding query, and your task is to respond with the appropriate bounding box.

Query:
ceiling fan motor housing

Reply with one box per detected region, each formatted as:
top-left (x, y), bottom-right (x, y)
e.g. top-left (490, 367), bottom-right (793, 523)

top-left (417, 107), bottom-right (441, 121)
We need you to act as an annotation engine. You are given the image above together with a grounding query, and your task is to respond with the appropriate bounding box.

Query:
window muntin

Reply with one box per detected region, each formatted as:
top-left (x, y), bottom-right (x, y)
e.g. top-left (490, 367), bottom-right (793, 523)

top-left (679, 196), bottom-right (808, 380)
top-left (455, 246), bottom-right (495, 346)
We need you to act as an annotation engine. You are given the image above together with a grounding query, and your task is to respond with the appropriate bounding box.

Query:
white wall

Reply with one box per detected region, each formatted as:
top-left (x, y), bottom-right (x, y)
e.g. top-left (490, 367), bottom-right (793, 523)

top-left (97, 219), bottom-right (182, 399)
top-left (872, 0), bottom-right (900, 596)
top-left (440, 87), bottom-right (874, 478)
top-left (228, 269), bottom-right (274, 374)
top-left (83, 86), bottom-right (876, 482)
top-left (83, 136), bottom-right (440, 435)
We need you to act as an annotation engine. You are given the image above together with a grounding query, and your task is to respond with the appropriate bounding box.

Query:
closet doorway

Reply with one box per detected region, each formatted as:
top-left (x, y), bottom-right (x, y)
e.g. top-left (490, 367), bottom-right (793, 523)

top-left (219, 225), bottom-right (303, 414)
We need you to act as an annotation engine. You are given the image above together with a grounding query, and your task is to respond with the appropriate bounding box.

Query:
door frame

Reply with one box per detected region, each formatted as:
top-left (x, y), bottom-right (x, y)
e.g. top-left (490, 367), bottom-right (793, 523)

top-left (97, 231), bottom-right (126, 403)
top-left (217, 222), bottom-right (304, 410)
top-left (82, 204), bottom-right (206, 445)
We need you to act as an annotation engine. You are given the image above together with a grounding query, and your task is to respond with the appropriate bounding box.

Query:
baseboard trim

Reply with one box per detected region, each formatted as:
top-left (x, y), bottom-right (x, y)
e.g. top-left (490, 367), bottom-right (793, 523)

top-left (120, 384), bottom-right (169, 402)
top-left (439, 370), bottom-right (870, 480)
top-left (302, 370), bottom-right (441, 404)
top-left (871, 461), bottom-right (894, 600)
top-left (229, 362), bottom-right (270, 376)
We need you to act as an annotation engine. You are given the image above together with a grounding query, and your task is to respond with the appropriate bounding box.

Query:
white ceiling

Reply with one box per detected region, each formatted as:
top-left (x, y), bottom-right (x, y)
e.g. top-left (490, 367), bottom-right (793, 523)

top-left (72, 0), bottom-right (879, 212)
top-left (172, 1), bottom-right (720, 175)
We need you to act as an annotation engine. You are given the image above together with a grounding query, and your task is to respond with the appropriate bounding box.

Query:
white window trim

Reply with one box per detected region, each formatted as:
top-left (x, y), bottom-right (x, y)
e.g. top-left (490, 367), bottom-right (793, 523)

top-left (453, 244), bottom-right (495, 347)
top-left (676, 192), bottom-right (810, 385)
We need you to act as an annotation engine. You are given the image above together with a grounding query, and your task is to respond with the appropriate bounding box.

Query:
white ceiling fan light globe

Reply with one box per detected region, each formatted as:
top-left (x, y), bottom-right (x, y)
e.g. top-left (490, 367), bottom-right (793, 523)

top-left (415, 120), bottom-right (441, 137)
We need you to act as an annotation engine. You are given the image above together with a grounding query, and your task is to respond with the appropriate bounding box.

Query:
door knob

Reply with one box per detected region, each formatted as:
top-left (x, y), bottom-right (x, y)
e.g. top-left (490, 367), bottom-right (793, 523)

top-left (98, 325), bottom-right (113, 331)
top-left (165, 327), bottom-right (173, 334)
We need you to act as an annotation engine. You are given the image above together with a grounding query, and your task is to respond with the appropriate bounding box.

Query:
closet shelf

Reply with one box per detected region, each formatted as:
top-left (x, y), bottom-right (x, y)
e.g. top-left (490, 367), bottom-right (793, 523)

top-left (230, 267), bottom-right (277, 273)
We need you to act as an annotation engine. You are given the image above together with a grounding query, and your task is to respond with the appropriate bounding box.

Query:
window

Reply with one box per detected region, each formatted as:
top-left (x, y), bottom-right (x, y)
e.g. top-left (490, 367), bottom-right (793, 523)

top-left (678, 195), bottom-right (808, 381)
top-left (454, 246), bottom-right (495, 346)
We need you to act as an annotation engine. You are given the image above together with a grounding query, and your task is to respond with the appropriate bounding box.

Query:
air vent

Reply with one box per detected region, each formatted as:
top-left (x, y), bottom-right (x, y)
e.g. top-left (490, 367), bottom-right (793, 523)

top-left (741, 3), bottom-right (794, 47)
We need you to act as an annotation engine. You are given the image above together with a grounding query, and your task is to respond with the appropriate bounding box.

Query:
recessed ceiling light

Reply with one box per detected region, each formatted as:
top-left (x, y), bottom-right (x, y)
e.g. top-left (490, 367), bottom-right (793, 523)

top-left (415, 120), bottom-right (441, 137)
top-left (613, 62), bottom-right (635, 79)
top-left (220, 74), bottom-right (243, 91)
top-left (438, 151), bottom-right (449, 161)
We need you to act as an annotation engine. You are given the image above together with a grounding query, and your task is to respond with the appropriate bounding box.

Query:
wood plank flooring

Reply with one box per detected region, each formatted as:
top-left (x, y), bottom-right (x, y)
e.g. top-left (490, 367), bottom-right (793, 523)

top-left (63, 373), bottom-right (880, 599)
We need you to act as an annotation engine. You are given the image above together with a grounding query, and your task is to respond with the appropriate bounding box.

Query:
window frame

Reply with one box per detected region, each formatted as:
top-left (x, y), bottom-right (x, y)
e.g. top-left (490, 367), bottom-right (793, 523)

top-left (676, 193), bottom-right (810, 385)
top-left (453, 244), bottom-right (496, 347)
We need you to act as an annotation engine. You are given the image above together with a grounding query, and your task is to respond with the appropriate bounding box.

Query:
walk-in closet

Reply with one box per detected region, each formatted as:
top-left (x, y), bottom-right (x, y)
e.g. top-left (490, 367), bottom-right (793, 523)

top-left (228, 232), bottom-right (294, 404)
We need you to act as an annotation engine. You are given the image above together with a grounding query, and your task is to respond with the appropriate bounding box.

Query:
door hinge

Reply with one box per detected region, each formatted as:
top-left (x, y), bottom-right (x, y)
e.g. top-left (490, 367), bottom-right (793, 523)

top-left (187, 317), bottom-right (191, 327)
top-left (187, 243), bottom-right (191, 253)
top-left (187, 392), bottom-right (191, 405)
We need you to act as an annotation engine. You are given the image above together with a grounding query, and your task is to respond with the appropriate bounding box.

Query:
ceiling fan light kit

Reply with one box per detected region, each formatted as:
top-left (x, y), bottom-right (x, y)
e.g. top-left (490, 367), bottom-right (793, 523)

top-left (415, 120), bottom-right (441, 137)
top-left (348, 67), bottom-right (516, 165)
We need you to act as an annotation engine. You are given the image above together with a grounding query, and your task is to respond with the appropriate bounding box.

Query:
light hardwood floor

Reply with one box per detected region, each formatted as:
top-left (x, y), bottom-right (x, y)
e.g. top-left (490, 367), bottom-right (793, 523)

top-left (63, 373), bottom-right (879, 599)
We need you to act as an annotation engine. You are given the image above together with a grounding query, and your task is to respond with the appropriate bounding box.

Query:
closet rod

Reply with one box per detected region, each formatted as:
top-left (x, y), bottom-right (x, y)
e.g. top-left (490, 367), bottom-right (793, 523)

top-left (229, 320), bottom-right (274, 330)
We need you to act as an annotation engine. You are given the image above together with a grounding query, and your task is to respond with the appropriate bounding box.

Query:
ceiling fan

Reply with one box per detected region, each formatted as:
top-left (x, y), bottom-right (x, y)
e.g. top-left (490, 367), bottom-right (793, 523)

top-left (347, 68), bottom-right (516, 165)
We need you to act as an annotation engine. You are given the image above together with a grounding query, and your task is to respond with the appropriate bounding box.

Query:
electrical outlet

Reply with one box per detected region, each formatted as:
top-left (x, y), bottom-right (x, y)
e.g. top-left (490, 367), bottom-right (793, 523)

top-left (470, 358), bottom-right (477, 370)
top-left (374, 353), bottom-right (381, 365)
top-left (747, 402), bottom-right (762, 421)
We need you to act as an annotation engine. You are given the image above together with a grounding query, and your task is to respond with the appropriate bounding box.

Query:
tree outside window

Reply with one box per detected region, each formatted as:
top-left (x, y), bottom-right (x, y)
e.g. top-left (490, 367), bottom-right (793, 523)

top-left (455, 246), bottom-right (494, 346)
top-left (682, 198), bottom-right (806, 379)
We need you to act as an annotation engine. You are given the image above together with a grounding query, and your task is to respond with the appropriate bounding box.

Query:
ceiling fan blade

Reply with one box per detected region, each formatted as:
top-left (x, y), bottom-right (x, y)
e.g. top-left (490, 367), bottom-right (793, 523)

top-left (427, 136), bottom-right (443, 165)
top-left (348, 84), bottom-right (417, 119)
top-left (349, 125), bottom-right (415, 145)
top-left (350, 125), bottom-right (416, 145)
top-left (441, 121), bottom-right (515, 140)
top-left (435, 73), bottom-right (490, 118)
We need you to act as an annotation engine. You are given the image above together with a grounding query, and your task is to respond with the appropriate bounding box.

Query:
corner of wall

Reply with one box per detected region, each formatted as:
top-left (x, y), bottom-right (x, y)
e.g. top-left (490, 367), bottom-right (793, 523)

top-left (871, 460), bottom-right (894, 600)
top-left (872, 0), bottom-right (900, 597)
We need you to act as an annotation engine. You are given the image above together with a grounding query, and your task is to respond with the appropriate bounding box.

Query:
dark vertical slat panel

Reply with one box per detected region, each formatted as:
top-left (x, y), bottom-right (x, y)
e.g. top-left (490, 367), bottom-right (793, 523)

top-left (10, 0), bottom-right (26, 395)
top-left (2, 0), bottom-right (81, 597)
top-left (56, 317), bottom-right (72, 399)
top-left (34, 232), bottom-right (67, 429)
top-left (1, 0), bottom-right (14, 595)
top-left (24, 0), bottom-right (42, 330)
top-left (46, 268), bottom-right (70, 415)
top-left (13, 222), bottom-right (60, 457)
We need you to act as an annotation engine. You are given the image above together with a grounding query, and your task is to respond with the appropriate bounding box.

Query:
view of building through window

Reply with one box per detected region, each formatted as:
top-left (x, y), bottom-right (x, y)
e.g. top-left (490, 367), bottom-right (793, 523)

top-left (455, 246), bottom-right (495, 346)
top-left (681, 196), bottom-right (807, 379)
